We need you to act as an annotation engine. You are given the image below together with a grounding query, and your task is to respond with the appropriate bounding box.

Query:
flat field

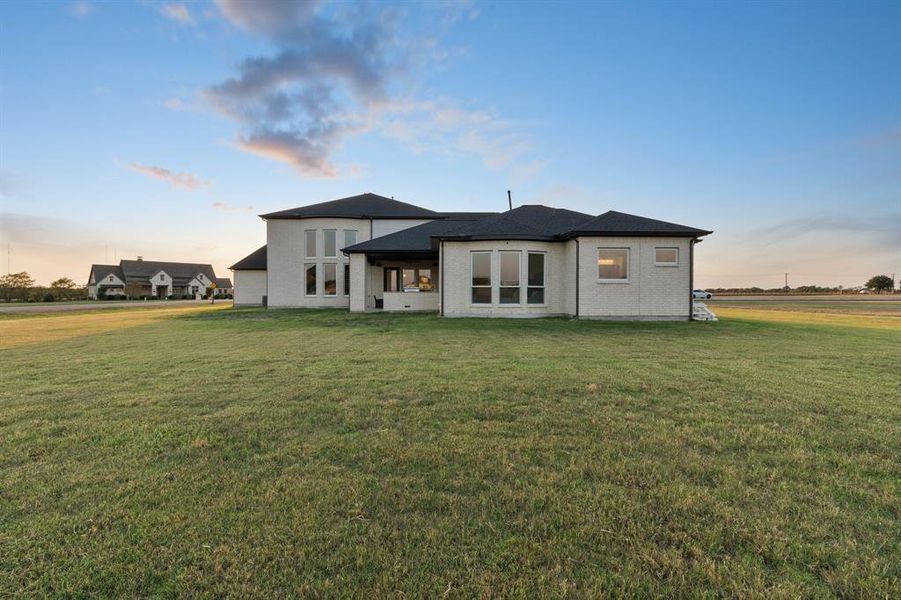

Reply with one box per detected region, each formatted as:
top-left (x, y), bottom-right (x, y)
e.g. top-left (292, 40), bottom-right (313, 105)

top-left (1, 304), bottom-right (899, 596)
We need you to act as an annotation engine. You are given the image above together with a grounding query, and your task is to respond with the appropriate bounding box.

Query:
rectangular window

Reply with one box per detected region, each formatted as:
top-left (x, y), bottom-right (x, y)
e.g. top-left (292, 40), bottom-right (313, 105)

top-left (499, 251), bottom-right (520, 304)
top-left (418, 269), bottom-right (432, 291)
top-left (402, 268), bottom-right (417, 291)
top-left (344, 230), bottom-right (357, 250)
top-left (305, 263), bottom-right (317, 295)
top-left (527, 252), bottom-right (545, 304)
top-left (305, 230), bottom-right (316, 258)
top-left (598, 248), bottom-right (629, 280)
top-left (324, 229), bottom-right (337, 257)
top-left (323, 263), bottom-right (337, 296)
top-left (344, 264), bottom-right (350, 295)
top-left (471, 252), bottom-right (491, 304)
top-left (655, 247), bottom-right (678, 266)
top-left (385, 268), bottom-right (400, 292)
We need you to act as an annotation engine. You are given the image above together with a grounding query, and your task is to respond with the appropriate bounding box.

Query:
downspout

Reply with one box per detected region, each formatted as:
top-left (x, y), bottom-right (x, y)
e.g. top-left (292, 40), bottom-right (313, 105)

top-left (575, 238), bottom-right (580, 318)
top-left (689, 238), bottom-right (696, 318)
top-left (440, 240), bottom-right (445, 317)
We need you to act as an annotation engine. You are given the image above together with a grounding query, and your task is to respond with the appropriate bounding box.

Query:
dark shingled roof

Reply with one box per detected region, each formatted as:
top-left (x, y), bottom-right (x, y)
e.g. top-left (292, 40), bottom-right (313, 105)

top-left (214, 277), bottom-right (233, 289)
top-left (565, 210), bottom-right (713, 237)
top-left (230, 245), bottom-right (267, 270)
top-left (437, 205), bottom-right (596, 241)
top-left (343, 219), bottom-right (483, 254)
top-left (90, 264), bottom-right (125, 285)
top-left (119, 260), bottom-right (217, 286)
top-left (260, 193), bottom-right (439, 220)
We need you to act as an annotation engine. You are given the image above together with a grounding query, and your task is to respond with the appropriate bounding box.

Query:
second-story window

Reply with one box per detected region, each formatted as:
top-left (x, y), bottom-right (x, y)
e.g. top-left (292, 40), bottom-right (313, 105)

top-left (324, 229), bottom-right (337, 257)
top-left (305, 230), bottom-right (316, 258)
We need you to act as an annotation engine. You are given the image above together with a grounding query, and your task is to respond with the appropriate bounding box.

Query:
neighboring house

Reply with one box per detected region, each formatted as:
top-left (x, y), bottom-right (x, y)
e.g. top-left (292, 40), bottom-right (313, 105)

top-left (230, 193), bottom-right (712, 319)
top-left (213, 278), bottom-right (233, 297)
top-left (87, 258), bottom-right (219, 299)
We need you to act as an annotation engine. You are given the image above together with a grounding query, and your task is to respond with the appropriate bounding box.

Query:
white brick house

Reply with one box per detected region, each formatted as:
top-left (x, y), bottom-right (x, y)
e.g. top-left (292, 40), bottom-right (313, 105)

top-left (231, 193), bottom-right (712, 319)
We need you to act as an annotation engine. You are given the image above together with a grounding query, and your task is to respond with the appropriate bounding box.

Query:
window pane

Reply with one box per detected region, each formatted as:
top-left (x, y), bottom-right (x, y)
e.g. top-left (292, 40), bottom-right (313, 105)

top-left (418, 269), bottom-right (431, 291)
top-left (528, 253), bottom-right (544, 286)
top-left (305, 230), bottom-right (316, 257)
top-left (500, 252), bottom-right (520, 286)
top-left (528, 287), bottom-right (544, 304)
top-left (305, 264), bottom-right (316, 295)
top-left (655, 248), bottom-right (678, 264)
top-left (344, 264), bottom-right (350, 295)
top-left (385, 269), bottom-right (399, 292)
top-left (344, 230), bottom-right (357, 249)
top-left (324, 230), bottom-right (337, 257)
top-left (471, 253), bottom-right (491, 286)
top-left (500, 287), bottom-right (520, 304)
top-left (323, 264), bottom-right (337, 295)
top-left (471, 287), bottom-right (491, 304)
top-left (402, 268), bottom-right (416, 290)
top-left (598, 249), bottom-right (628, 279)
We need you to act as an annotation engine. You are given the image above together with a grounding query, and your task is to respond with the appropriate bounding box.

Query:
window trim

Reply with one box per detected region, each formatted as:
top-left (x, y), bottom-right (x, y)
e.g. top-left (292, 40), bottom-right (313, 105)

top-left (498, 250), bottom-right (521, 305)
top-left (527, 251), bottom-right (546, 305)
top-left (304, 263), bottom-right (317, 296)
top-left (470, 251), bottom-right (492, 305)
top-left (323, 263), bottom-right (337, 297)
top-left (597, 247), bottom-right (630, 283)
top-left (304, 230), bottom-right (317, 259)
top-left (323, 229), bottom-right (337, 258)
top-left (654, 247), bottom-right (679, 267)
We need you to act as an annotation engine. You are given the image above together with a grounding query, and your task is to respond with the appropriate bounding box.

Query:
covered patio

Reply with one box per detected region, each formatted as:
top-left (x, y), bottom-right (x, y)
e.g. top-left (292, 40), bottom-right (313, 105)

top-left (356, 251), bottom-right (440, 312)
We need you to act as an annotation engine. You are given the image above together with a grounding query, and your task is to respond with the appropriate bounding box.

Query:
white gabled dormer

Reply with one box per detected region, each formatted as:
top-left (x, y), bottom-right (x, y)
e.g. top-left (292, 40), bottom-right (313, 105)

top-left (149, 270), bottom-right (171, 286)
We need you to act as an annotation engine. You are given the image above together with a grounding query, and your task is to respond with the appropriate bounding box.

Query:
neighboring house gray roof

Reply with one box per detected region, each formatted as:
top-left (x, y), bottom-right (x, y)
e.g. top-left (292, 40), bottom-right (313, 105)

top-left (260, 193), bottom-right (439, 220)
top-left (214, 277), bottom-right (233, 289)
top-left (230, 245), bottom-right (267, 270)
top-left (119, 260), bottom-right (217, 286)
top-left (90, 264), bottom-right (125, 286)
top-left (564, 210), bottom-right (713, 238)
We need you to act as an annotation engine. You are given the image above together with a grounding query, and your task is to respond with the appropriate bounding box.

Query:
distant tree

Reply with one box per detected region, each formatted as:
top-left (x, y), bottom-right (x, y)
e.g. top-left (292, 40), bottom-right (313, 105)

top-left (50, 277), bottom-right (80, 301)
top-left (865, 275), bottom-right (894, 292)
top-left (0, 271), bottom-right (35, 301)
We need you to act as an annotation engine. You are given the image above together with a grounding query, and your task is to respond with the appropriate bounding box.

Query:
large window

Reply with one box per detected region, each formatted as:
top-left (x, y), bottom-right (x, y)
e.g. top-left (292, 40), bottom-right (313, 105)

top-left (418, 269), bottom-right (432, 291)
top-left (471, 252), bottom-right (491, 304)
top-left (598, 248), bottom-right (629, 280)
top-left (499, 251), bottom-right (520, 304)
top-left (324, 230), bottom-right (337, 257)
top-left (344, 230), bottom-right (357, 250)
top-left (402, 268), bottom-right (418, 292)
top-left (305, 263), bottom-right (317, 295)
top-left (323, 264), bottom-right (337, 296)
top-left (527, 252), bottom-right (545, 304)
top-left (344, 264), bottom-right (350, 295)
top-left (305, 230), bottom-right (316, 258)
top-left (655, 247), bottom-right (678, 266)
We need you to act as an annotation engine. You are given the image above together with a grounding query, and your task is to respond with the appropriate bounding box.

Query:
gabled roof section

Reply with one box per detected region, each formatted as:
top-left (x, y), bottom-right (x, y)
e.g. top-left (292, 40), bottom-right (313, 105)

top-left (90, 264), bottom-right (124, 285)
top-left (230, 245), bottom-right (267, 270)
top-left (437, 205), bottom-right (595, 241)
top-left (343, 219), bottom-right (477, 254)
top-left (214, 277), bottom-right (233, 288)
top-left (566, 210), bottom-right (712, 238)
top-left (260, 193), bottom-right (439, 220)
top-left (120, 260), bottom-right (217, 285)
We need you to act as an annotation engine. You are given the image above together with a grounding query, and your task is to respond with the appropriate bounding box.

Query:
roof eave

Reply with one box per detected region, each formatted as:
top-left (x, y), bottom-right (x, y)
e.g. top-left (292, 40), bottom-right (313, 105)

top-left (563, 230), bottom-right (713, 239)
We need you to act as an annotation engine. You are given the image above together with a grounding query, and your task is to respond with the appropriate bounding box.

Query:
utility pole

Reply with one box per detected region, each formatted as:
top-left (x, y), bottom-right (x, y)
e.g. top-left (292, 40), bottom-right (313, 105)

top-left (784, 272), bottom-right (789, 290)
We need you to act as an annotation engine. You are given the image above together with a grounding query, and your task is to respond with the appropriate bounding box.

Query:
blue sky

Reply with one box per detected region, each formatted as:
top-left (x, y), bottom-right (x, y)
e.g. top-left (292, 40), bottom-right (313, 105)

top-left (1, 0), bottom-right (899, 287)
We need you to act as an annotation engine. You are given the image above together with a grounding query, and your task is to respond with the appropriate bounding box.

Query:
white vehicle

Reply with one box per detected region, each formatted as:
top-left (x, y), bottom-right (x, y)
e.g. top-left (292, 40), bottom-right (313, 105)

top-left (859, 288), bottom-right (871, 294)
top-left (693, 289), bottom-right (713, 300)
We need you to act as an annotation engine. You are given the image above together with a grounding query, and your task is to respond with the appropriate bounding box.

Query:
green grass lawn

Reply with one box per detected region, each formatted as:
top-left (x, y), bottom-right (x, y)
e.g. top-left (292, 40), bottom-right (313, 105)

top-left (1, 307), bottom-right (899, 596)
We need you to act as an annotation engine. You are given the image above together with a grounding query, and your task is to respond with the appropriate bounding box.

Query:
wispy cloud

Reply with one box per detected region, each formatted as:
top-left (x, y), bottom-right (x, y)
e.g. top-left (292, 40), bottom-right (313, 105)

top-left (160, 3), bottom-right (194, 26)
top-left (212, 201), bottom-right (254, 213)
top-left (68, 1), bottom-right (93, 18)
top-left (128, 163), bottom-right (209, 190)
top-left (204, 0), bottom-right (538, 179)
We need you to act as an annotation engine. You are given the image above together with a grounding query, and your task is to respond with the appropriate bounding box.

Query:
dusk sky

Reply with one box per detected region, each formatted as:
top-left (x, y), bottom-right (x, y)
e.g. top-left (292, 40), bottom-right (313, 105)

top-left (1, 0), bottom-right (899, 288)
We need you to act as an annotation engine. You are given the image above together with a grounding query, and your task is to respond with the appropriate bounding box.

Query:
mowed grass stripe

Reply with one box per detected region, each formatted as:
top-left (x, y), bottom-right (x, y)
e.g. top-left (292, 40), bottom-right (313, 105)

top-left (1, 307), bottom-right (899, 596)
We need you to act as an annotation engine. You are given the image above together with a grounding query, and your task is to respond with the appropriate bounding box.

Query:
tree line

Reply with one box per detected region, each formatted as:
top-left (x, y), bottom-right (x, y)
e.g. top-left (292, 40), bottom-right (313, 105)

top-left (707, 275), bottom-right (897, 295)
top-left (0, 272), bottom-right (86, 302)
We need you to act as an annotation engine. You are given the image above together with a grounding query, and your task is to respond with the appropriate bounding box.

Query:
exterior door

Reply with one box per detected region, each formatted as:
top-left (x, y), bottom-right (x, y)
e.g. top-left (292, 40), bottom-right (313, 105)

top-left (384, 268), bottom-right (400, 292)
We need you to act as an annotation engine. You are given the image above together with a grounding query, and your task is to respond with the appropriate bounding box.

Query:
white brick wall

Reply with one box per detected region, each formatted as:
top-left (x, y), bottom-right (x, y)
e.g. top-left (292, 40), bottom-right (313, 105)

top-left (234, 270), bottom-right (267, 306)
top-left (441, 240), bottom-right (570, 317)
top-left (576, 236), bottom-right (691, 319)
